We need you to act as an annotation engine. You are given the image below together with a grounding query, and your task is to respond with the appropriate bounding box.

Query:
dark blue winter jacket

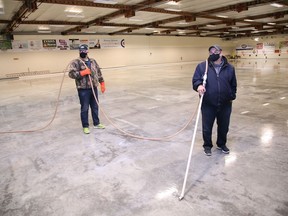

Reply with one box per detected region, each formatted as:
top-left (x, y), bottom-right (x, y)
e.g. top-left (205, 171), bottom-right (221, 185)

top-left (192, 56), bottom-right (237, 107)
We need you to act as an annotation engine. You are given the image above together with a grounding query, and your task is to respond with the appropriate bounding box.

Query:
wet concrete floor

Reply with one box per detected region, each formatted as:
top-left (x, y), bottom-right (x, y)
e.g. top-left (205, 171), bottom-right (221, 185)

top-left (0, 59), bottom-right (287, 216)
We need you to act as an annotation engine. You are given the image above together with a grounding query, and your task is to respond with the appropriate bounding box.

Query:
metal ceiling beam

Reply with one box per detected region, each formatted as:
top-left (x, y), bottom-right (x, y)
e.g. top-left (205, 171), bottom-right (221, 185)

top-left (109, 15), bottom-right (186, 35)
top-left (200, 0), bottom-right (275, 14)
top-left (18, 17), bottom-right (281, 32)
top-left (17, 0), bottom-right (131, 10)
top-left (0, 20), bottom-right (10, 24)
top-left (16, 0), bottom-right (199, 35)
top-left (109, 12), bottom-right (288, 36)
top-left (61, 0), bottom-right (169, 34)
top-left (220, 29), bottom-right (288, 39)
top-left (131, 0), bottom-right (170, 11)
top-left (61, 10), bottom-right (127, 35)
top-left (237, 10), bottom-right (288, 22)
top-left (7, 0), bottom-right (288, 38)
top-left (182, 10), bottom-right (288, 31)
top-left (15, 0), bottom-right (283, 35)
top-left (1, 0), bottom-right (38, 34)
top-left (109, 0), bottom-right (288, 36)
top-left (21, 20), bottom-right (86, 25)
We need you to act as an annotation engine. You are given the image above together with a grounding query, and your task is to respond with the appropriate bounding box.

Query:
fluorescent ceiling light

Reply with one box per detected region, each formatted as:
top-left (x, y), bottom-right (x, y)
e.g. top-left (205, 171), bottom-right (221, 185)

top-left (178, 22), bottom-right (189, 25)
top-left (38, 26), bottom-right (50, 30)
top-left (216, 15), bottom-right (228, 18)
top-left (270, 3), bottom-right (283, 8)
top-left (128, 18), bottom-right (143, 22)
top-left (166, 8), bottom-right (182, 12)
top-left (66, 14), bottom-right (85, 18)
top-left (267, 22), bottom-right (276, 25)
top-left (65, 7), bottom-right (84, 18)
top-left (83, 31), bottom-right (97, 33)
top-left (49, 25), bottom-right (65, 28)
top-left (93, 0), bottom-right (118, 4)
top-left (244, 19), bottom-right (253, 22)
top-left (166, 1), bottom-right (179, 5)
top-left (38, 30), bottom-right (52, 33)
top-left (65, 7), bottom-right (83, 13)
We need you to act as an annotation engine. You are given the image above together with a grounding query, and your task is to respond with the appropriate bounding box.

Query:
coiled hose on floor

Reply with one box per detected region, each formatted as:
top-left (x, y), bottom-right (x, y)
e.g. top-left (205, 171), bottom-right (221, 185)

top-left (0, 61), bottom-right (200, 141)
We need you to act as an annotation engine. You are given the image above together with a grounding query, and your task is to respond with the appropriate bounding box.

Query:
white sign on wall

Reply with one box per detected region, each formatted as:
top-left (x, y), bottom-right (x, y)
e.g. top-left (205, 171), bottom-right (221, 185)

top-left (2, 38), bottom-right (126, 52)
top-left (100, 39), bottom-right (125, 49)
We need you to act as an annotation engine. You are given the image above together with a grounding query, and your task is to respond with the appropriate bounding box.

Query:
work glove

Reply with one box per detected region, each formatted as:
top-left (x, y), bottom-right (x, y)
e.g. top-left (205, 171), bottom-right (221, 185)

top-left (100, 82), bottom-right (106, 93)
top-left (80, 68), bottom-right (91, 76)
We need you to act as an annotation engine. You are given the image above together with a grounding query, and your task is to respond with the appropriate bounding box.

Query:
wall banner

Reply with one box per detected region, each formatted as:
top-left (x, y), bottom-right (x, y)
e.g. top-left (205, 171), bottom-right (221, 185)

top-left (1, 38), bottom-right (126, 52)
top-left (69, 39), bottom-right (80, 50)
top-left (29, 40), bottom-right (42, 50)
top-left (57, 39), bottom-right (69, 50)
top-left (100, 39), bottom-right (125, 49)
top-left (236, 44), bottom-right (253, 50)
top-left (12, 40), bottom-right (29, 51)
top-left (0, 40), bottom-right (12, 50)
top-left (264, 42), bottom-right (275, 53)
top-left (42, 39), bottom-right (57, 49)
top-left (279, 41), bottom-right (288, 53)
top-left (256, 43), bottom-right (263, 50)
top-left (89, 39), bottom-right (101, 49)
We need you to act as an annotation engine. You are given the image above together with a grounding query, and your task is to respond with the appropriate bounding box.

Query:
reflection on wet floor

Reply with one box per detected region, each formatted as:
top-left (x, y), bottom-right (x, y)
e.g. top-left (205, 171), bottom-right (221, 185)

top-left (0, 59), bottom-right (287, 216)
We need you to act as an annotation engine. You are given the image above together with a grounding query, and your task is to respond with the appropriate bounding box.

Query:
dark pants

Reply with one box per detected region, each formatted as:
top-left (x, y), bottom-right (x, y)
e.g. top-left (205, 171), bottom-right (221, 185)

top-left (201, 102), bottom-right (232, 149)
top-left (77, 88), bottom-right (99, 128)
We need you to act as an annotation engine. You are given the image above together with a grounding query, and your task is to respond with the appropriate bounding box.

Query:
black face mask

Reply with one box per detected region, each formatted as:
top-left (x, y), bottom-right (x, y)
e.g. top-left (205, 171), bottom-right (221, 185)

top-left (208, 53), bottom-right (220, 62)
top-left (80, 53), bottom-right (87, 58)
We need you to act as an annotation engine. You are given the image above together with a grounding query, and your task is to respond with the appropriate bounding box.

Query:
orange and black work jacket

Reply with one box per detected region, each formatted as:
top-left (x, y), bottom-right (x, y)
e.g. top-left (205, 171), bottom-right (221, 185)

top-left (192, 56), bottom-right (237, 107)
top-left (68, 57), bottom-right (104, 89)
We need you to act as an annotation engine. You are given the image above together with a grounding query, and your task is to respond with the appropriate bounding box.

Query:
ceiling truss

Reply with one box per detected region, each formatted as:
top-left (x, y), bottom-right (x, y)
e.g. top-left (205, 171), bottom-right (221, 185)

top-left (0, 0), bottom-right (287, 39)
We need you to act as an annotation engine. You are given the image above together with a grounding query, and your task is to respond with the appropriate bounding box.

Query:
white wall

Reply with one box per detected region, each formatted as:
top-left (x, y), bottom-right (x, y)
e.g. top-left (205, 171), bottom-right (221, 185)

top-left (1, 34), bottom-right (287, 77)
top-left (0, 35), bottom-right (232, 77)
top-left (232, 35), bottom-right (288, 59)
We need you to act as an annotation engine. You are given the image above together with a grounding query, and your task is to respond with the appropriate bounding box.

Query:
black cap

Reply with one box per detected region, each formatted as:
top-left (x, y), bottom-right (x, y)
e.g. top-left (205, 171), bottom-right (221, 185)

top-left (79, 44), bottom-right (88, 52)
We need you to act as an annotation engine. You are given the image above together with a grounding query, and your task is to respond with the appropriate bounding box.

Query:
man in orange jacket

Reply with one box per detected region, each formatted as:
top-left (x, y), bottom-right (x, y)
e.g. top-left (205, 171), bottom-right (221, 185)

top-left (69, 44), bottom-right (106, 134)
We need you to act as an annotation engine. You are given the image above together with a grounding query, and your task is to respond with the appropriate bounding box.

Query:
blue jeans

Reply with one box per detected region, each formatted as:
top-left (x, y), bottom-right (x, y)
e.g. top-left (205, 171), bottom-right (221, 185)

top-left (77, 88), bottom-right (99, 128)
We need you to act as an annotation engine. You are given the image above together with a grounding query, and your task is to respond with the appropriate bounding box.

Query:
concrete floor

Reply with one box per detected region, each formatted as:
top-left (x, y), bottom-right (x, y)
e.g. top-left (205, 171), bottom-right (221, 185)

top-left (0, 59), bottom-right (288, 216)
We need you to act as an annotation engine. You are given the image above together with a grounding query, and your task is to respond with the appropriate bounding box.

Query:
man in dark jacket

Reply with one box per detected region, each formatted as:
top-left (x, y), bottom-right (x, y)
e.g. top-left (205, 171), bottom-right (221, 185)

top-left (69, 44), bottom-right (106, 134)
top-left (192, 45), bottom-right (237, 156)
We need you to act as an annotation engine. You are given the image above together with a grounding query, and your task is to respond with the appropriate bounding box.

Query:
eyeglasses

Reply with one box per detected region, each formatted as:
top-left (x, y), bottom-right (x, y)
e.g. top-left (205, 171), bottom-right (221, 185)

top-left (79, 50), bottom-right (88, 53)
